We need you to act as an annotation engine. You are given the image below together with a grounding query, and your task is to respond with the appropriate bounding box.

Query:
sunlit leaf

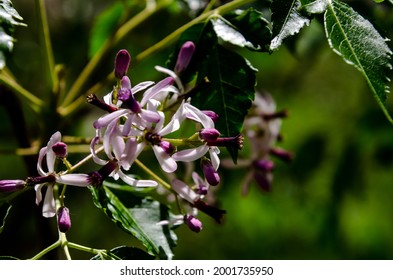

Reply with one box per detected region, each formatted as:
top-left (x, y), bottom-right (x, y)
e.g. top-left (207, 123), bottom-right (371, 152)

top-left (299, 0), bottom-right (328, 14)
top-left (223, 8), bottom-right (272, 52)
top-left (0, 0), bottom-right (25, 69)
top-left (324, 0), bottom-right (393, 123)
top-left (90, 186), bottom-right (177, 259)
top-left (91, 246), bottom-right (155, 260)
top-left (270, 0), bottom-right (310, 51)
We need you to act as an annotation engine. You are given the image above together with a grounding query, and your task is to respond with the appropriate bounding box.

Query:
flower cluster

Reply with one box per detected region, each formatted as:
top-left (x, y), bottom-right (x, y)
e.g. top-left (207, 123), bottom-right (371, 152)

top-left (0, 42), bottom-right (240, 233)
top-left (222, 92), bottom-right (292, 194)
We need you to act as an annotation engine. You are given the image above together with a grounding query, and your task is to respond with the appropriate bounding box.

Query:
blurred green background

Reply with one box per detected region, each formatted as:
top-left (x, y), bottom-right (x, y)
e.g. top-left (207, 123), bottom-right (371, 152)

top-left (0, 0), bottom-right (393, 259)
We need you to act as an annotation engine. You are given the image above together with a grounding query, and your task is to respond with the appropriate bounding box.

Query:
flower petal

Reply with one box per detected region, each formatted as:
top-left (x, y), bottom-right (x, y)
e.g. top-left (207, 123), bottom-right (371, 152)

top-left (57, 174), bottom-right (91, 187)
top-left (152, 145), bottom-right (177, 173)
top-left (154, 66), bottom-right (184, 94)
top-left (209, 147), bottom-right (220, 170)
top-left (132, 81), bottom-right (155, 94)
top-left (172, 145), bottom-right (209, 162)
top-left (171, 179), bottom-right (198, 203)
top-left (37, 147), bottom-right (47, 176)
top-left (184, 103), bottom-right (214, 128)
top-left (90, 136), bottom-right (108, 165)
top-left (34, 184), bottom-right (44, 205)
top-left (140, 76), bottom-right (175, 106)
top-left (117, 169), bottom-right (158, 187)
top-left (140, 109), bottom-right (161, 123)
top-left (42, 184), bottom-right (56, 218)
top-left (93, 109), bottom-right (128, 129)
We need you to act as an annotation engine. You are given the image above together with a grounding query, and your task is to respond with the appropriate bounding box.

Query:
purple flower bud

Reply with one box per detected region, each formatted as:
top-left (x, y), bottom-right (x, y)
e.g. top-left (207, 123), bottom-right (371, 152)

top-left (201, 158), bottom-right (220, 186)
top-left (160, 141), bottom-right (175, 154)
top-left (253, 171), bottom-right (271, 192)
top-left (175, 41), bottom-right (195, 74)
top-left (199, 128), bottom-right (220, 142)
top-left (270, 147), bottom-right (293, 162)
top-left (88, 160), bottom-right (118, 187)
top-left (202, 110), bottom-right (219, 123)
top-left (52, 142), bottom-right (68, 158)
top-left (114, 49), bottom-right (131, 79)
top-left (57, 206), bottom-right (71, 233)
top-left (253, 159), bottom-right (275, 172)
top-left (184, 214), bottom-right (202, 233)
top-left (0, 180), bottom-right (26, 192)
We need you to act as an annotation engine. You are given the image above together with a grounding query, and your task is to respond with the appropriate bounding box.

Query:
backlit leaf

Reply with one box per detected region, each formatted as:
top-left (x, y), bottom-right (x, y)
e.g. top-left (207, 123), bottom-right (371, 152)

top-left (0, 0), bottom-right (25, 69)
top-left (270, 0), bottom-right (310, 51)
top-left (324, 0), bottom-right (393, 123)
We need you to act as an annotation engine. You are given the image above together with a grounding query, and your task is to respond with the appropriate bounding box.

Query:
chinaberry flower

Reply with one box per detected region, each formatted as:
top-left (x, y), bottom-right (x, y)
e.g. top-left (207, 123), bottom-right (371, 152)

top-left (34, 132), bottom-right (92, 218)
top-left (171, 178), bottom-right (225, 223)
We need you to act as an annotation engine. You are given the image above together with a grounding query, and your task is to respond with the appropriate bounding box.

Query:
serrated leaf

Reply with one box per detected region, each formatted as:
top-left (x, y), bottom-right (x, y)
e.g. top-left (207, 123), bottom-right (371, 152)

top-left (0, 0), bottom-right (25, 69)
top-left (0, 202), bottom-right (11, 234)
top-left (88, 2), bottom-right (124, 58)
top-left (270, 0), bottom-right (310, 51)
top-left (192, 41), bottom-right (257, 162)
top-left (91, 246), bottom-right (155, 260)
top-left (211, 16), bottom-right (255, 50)
top-left (223, 8), bottom-right (272, 52)
top-left (90, 186), bottom-right (177, 259)
top-left (299, 0), bottom-right (328, 14)
top-left (324, 0), bottom-right (393, 123)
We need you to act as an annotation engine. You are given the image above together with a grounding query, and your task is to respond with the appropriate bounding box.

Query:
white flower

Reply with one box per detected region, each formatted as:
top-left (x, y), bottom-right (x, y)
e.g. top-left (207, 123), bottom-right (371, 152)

top-left (35, 132), bottom-right (91, 218)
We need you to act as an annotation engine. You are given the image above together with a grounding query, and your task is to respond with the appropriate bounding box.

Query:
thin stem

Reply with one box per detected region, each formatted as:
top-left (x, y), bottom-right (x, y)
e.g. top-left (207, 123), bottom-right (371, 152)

top-left (60, 233), bottom-right (72, 260)
top-left (61, 0), bottom-right (172, 108)
top-left (0, 73), bottom-right (43, 112)
top-left (67, 146), bottom-right (105, 174)
top-left (30, 240), bottom-right (61, 260)
top-left (35, 0), bottom-right (56, 89)
top-left (67, 242), bottom-right (103, 256)
top-left (135, 159), bottom-right (171, 190)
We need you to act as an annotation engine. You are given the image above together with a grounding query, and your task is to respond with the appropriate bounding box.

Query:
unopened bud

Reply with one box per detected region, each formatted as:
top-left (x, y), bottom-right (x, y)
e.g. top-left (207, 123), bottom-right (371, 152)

top-left (160, 141), bottom-right (175, 154)
top-left (253, 172), bottom-right (271, 192)
top-left (184, 214), bottom-right (202, 233)
top-left (57, 206), bottom-right (71, 233)
top-left (114, 49), bottom-right (131, 79)
top-left (52, 142), bottom-right (68, 158)
top-left (253, 159), bottom-right (275, 172)
top-left (270, 147), bottom-right (293, 162)
top-left (0, 179), bottom-right (26, 192)
top-left (202, 110), bottom-right (219, 123)
top-left (199, 128), bottom-right (220, 142)
top-left (175, 41), bottom-right (195, 74)
top-left (201, 158), bottom-right (220, 186)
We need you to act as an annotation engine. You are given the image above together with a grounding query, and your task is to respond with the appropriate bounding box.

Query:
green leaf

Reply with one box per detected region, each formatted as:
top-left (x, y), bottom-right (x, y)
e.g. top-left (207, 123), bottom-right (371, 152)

top-left (0, 0), bottom-right (25, 69)
top-left (299, 0), bottom-right (328, 14)
top-left (324, 0), bottom-right (393, 123)
top-left (90, 186), bottom-right (177, 259)
top-left (0, 202), bottom-right (11, 234)
top-left (270, 0), bottom-right (311, 51)
top-left (223, 8), bottom-right (272, 52)
top-left (88, 2), bottom-right (124, 58)
top-left (91, 246), bottom-right (155, 260)
top-left (192, 37), bottom-right (257, 161)
top-left (167, 22), bottom-right (257, 162)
